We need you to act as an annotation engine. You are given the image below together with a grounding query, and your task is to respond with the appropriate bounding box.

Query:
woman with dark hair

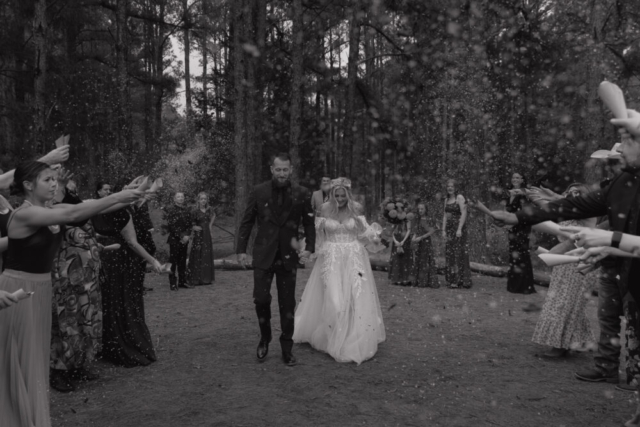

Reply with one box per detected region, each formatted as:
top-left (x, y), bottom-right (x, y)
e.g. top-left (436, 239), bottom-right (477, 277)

top-left (411, 202), bottom-right (439, 288)
top-left (94, 178), bottom-right (161, 368)
top-left (0, 161), bottom-right (142, 427)
top-left (188, 192), bottom-right (216, 286)
top-left (502, 172), bottom-right (536, 294)
top-left (442, 179), bottom-right (472, 288)
top-left (532, 183), bottom-right (599, 358)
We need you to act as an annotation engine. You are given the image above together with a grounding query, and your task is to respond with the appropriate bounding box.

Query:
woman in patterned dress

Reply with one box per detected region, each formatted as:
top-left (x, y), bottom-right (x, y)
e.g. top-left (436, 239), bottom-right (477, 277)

top-left (411, 202), bottom-right (439, 288)
top-left (442, 179), bottom-right (472, 288)
top-left (531, 184), bottom-right (598, 358)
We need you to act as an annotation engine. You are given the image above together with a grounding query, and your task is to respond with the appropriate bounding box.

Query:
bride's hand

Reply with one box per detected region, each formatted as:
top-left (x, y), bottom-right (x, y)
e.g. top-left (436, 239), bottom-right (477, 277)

top-left (151, 259), bottom-right (163, 273)
top-left (299, 250), bottom-right (311, 264)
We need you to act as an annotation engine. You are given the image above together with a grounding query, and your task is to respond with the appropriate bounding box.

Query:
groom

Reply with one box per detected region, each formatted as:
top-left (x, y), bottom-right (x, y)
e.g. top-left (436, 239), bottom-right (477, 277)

top-left (236, 153), bottom-right (315, 366)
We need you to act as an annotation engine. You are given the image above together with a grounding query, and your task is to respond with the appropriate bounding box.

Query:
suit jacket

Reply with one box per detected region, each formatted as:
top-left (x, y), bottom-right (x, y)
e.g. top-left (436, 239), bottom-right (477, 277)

top-left (237, 180), bottom-right (316, 270)
top-left (515, 171), bottom-right (640, 300)
top-left (311, 189), bottom-right (328, 215)
top-left (165, 204), bottom-right (192, 246)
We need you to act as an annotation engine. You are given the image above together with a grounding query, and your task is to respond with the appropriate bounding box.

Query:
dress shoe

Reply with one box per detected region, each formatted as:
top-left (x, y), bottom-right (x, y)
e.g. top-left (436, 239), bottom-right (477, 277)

top-left (179, 283), bottom-right (194, 289)
top-left (540, 347), bottom-right (568, 359)
top-left (50, 369), bottom-right (76, 393)
top-left (282, 352), bottom-right (297, 367)
top-left (574, 367), bottom-right (618, 383)
top-left (170, 285), bottom-right (178, 291)
top-left (257, 340), bottom-right (269, 361)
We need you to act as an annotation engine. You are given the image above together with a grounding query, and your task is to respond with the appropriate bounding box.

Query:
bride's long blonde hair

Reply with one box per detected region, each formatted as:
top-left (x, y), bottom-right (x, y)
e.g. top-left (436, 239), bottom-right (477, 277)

top-left (327, 178), bottom-right (360, 219)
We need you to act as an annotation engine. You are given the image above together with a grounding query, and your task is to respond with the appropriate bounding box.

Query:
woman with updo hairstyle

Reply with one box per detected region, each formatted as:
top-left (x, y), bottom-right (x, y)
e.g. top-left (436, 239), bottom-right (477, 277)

top-left (188, 191), bottom-right (216, 285)
top-left (0, 160), bottom-right (143, 427)
top-left (442, 179), bottom-right (472, 288)
top-left (293, 177), bottom-right (386, 365)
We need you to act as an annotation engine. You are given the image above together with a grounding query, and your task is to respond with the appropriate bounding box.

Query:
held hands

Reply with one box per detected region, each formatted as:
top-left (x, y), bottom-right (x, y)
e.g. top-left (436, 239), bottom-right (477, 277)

top-left (0, 290), bottom-right (18, 310)
top-left (151, 259), bottom-right (163, 273)
top-left (567, 246), bottom-right (614, 265)
top-left (559, 226), bottom-right (612, 249)
top-left (299, 250), bottom-right (311, 264)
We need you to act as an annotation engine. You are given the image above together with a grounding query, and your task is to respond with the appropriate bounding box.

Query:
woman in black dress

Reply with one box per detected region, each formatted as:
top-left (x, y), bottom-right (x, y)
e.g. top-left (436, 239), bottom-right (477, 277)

top-left (442, 180), bottom-right (472, 289)
top-left (95, 182), bottom-right (162, 367)
top-left (502, 172), bottom-right (535, 294)
top-left (188, 192), bottom-right (215, 285)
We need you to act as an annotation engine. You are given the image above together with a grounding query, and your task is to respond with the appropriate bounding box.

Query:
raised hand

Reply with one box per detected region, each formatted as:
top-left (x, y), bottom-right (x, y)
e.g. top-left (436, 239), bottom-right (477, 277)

top-left (56, 167), bottom-right (74, 190)
top-left (113, 189), bottom-right (144, 204)
top-left (40, 145), bottom-right (70, 165)
top-left (559, 226), bottom-right (612, 249)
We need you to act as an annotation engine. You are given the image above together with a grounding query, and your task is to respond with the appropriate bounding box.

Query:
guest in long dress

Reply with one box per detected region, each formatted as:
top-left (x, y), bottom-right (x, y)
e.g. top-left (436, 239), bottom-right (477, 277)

top-left (0, 161), bottom-right (143, 427)
top-left (532, 184), bottom-right (598, 358)
top-left (387, 199), bottom-right (412, 285)
top-left (188, 192), bottom-right (216, 286)
top-left (95, 182), bottom-right (162, 368)
top-left (442, 179), bottom-right (472, 288)
top-left (503, 172), bottom-right (536, 294)
top-left (166, 192), bottom-right (193, 290)
top-left (411, 203), bottom-right (440, 288)
top-left (49, 180), bottom-right (107, 392)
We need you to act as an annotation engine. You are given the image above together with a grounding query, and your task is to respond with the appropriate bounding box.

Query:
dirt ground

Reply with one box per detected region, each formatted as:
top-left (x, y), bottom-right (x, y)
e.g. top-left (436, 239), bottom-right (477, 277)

top-left (50, 260), bottom-right (637, 427)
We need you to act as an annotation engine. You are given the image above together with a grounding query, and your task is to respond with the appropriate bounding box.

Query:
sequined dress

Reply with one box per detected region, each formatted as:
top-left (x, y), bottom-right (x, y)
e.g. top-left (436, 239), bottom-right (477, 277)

top-left (293, 216), bottom-right (386, 364)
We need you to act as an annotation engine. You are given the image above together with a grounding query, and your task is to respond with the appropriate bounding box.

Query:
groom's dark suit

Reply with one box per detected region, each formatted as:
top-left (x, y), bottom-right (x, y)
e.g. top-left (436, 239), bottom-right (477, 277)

top-left (237, 179), bottom-right (315, 354)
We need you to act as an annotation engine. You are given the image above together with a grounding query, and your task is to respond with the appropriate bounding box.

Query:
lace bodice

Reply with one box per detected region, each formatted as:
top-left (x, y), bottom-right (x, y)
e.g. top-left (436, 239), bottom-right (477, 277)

top-left (323, 218), bottom-right (359, 243)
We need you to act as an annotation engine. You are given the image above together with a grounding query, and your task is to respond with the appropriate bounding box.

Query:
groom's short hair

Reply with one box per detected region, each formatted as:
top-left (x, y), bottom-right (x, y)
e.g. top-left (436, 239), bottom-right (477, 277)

top-left (271, 152), bottom-right (291, 165)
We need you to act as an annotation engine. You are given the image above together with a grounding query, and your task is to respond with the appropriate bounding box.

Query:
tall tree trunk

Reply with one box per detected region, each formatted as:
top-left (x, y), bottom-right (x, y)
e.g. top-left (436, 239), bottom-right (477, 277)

top-left (115, 0), bottom-right (131, 152)
top-left (183, 0), bottom-right (192, 124)
top-left (233, 0), bottom-right (249, 246)
top-left (253, 0), bottom-right (266, 184)
top-left (289, 0), bottom-right (304, 180)
top-left (32, 0), bottom-right (48, 154)
top-left (342, 1), bottom-right (361, 178)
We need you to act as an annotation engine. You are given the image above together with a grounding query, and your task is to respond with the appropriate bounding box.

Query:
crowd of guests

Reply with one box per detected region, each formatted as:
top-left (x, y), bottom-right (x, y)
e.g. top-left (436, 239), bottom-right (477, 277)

top-left (0, 148), bottom-right (219, 426)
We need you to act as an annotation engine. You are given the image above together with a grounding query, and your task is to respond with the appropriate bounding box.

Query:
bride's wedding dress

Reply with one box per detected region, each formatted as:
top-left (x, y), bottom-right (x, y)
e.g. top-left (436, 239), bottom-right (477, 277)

top-left (293, 216), bottom-right (385, 364)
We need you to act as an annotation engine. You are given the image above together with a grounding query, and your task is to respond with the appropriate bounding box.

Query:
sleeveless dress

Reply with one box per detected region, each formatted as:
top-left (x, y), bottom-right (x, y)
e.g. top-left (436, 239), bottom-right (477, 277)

top-left (94, 208), bottom-right (157, 367)
top-left (503, 192), bottom-right (535, 294)
top-left (531, 220), bottom-right (598, 349)
top-left (444, 201), bottom-right (472, 288)
top-left (388, 222), bottom-right (413, 284)
top-left (188, 207), bottom-right (215, 285)
top-left (293, 216), bottom-right (386, 365)
top-left (0, 207), bottom-right (63, 427)
top-left (411, 217), bottom-right (440, 288)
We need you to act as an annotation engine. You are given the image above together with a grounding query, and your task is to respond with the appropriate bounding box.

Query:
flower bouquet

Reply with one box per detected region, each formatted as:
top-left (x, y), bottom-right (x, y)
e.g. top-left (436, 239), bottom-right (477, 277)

top-left (381, 198), bottom-right (414, 225)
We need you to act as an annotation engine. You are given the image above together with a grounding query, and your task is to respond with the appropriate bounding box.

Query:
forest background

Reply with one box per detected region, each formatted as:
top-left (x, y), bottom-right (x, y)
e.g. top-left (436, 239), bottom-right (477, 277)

top-left (1, 0), bottom-right (640, 263)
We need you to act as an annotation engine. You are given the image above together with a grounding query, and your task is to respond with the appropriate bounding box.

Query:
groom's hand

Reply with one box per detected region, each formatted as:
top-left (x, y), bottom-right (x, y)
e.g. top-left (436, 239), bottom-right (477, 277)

top-left (299, 250), bottom-right (311, 264)
top-left (237, 253), bottom-right (248, 269)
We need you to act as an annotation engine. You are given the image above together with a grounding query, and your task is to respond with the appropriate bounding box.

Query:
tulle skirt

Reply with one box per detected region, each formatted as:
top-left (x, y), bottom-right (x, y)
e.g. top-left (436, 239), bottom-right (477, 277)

top-left (0, 270), bottom-right (53, 427)
top-left (293, 241), bottom-right (386, 364)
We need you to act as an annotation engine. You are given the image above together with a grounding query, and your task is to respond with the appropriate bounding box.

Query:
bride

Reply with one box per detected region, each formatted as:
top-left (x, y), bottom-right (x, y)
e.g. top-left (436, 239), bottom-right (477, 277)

top-left (293, 178), bottom-right (386, 364)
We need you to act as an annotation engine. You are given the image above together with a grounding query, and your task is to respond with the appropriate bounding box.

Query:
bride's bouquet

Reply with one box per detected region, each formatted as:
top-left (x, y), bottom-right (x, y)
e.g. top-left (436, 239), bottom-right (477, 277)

top-left (381, 198), bottom-right (414, 225)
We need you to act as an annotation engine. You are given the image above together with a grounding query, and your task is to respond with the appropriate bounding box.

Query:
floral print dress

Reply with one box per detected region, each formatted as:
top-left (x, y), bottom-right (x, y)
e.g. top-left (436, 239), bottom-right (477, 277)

top-left (50, 221), bottom-right (103, 370)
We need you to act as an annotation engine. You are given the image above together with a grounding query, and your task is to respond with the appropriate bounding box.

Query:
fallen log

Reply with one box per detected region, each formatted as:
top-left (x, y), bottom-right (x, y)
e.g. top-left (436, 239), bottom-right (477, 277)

top-left (213, 257), bottom-right (550, 287)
